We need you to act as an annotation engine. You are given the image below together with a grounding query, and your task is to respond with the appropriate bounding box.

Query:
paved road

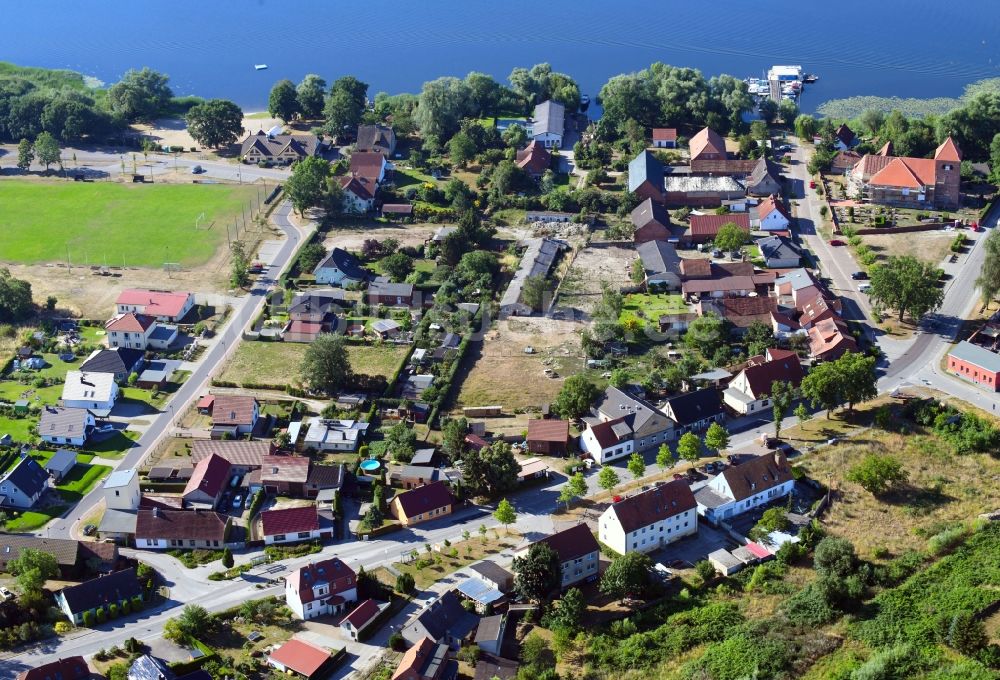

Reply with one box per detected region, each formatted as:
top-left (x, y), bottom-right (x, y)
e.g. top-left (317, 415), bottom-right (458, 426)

top-left (44, 201), bottom-right (306, 538)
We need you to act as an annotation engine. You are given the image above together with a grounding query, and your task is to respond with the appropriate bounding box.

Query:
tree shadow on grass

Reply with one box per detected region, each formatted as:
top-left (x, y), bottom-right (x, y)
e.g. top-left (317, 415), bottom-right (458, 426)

top-left (879, 482), bottom-right (956, 512)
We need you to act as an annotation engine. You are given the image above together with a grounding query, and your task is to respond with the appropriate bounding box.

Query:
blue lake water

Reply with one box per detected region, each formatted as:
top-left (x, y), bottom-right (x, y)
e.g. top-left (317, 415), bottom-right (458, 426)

top-left (6, 0), bottom-right (1000, 113)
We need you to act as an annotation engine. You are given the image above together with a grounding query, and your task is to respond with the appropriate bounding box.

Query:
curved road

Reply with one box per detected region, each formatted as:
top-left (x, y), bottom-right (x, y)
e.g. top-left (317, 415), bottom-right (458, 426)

top-left (45, 201), bottom-right (306, 537)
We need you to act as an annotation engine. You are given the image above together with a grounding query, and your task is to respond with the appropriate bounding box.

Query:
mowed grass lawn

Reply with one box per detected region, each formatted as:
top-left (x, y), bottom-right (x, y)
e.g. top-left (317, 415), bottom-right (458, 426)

top-left (220, 341), bottom-right (407, 385)
top-left (0, 180), bottom-right (257, 267)
top-left (620, 293), bottom-right (690, 326)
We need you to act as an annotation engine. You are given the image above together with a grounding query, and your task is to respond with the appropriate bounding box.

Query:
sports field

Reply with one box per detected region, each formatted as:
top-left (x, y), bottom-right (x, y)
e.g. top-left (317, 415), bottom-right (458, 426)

top-left (0, 180), bottom-right (258, 268)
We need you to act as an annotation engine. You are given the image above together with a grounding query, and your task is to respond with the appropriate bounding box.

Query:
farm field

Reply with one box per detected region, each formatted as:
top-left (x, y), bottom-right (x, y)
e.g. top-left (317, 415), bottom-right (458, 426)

top-left (219, 340), bottom-right (407, 386)
top-left (0, 180), bottom-right (257, 267)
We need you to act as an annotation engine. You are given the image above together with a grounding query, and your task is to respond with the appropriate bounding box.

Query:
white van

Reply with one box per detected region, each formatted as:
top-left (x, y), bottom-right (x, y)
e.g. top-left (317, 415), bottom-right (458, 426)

top-left (858, 283), bottom-right (872, 293)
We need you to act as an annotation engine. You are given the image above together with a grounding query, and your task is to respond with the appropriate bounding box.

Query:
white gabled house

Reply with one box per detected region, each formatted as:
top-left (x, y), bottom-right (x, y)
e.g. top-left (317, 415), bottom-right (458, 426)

top-left (284, 558), bottom-right (357, 620)
top-left (756, 195), bottom-right (791, 232)
top-left (695, 452), bottom-right (795, 525)
top-left (61, 371), bottom-right (119, 415)
top-left (579, 416), bottom-right (635, 465)
top-left (599, 480), bottom-right (698, 555)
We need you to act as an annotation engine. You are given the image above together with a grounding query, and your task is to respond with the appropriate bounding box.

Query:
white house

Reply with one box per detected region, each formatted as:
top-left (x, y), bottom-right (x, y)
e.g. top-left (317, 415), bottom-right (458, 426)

top-left (105, 313), bottom-right (155, 350)
top-left (723, 349), bottom-right (804, 415)
top-left (302, 417), bottom-right (369, 452)
top-left (103, 468), bottom-right (141, 510)
top-left (599, 480), bottom-right (698, 555)
top-left (531, 100), bottom-right (565, 149)
top-left (578, 416), bottom-right (635, 465)
top-left (756, 195), bottom-right (791, 232)
top-left (339, 175), bottom-right (377, 214)
top-left (115, 289), bottom-right (194, 323)
top-left (61, 371), bottom-right (119, 415)
top-left (313, 248), bottom-right (368, 287)
top-left (0, 457), bottom-right (49, 509)
top-left (37, 406), bottom-right (94, 447)
top-left (284, 558), bottom-right (357, 620)
top-left (695, 452), bottom-right (795, 525)
top-left (514, 524), bottom-right (601, 590)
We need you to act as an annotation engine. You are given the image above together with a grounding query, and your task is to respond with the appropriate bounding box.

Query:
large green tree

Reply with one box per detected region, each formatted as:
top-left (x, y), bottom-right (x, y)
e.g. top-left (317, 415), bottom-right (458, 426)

top-left (268, 79), bottom-right (299, 122)
top-left (107, 67), bottom-right (173, 121)
top-left (415, 76), bottom-right (472, 140)
top-left (285, 156), bottom-right (331, 214)
top-left (512, 542), bottom-right (561, 602)
top-left (0, 268), bottom-right (34, 322)
top-left (869, 256), bottom-right (944, 322)
top-left (550, 587), bottom-right (585, 632)
top-left (714, 222), bottom-right (750, 253)
top-left (494, 498), bottom-right (517, 533)
top-left (553, 375), bottom-right (599, 420)
top-left (16, 138), bottom-right (33, 170)
top-left (600, 552), bottom-right (652, 601)
top-left (558, 472), bottom-right (587, 509)
top-left (704, 422), bottom-right (730, 454)
top-left (597, 466), bottom-right (620, 492)
top-left (975, 229), bottom-right (1000, 308)
top-left (463, 441), bottom-right (520, 496)
top-left (33, 131), bottom-right (60, 170)
top-left (323, 76), bottom-right (368, 138)
top-left (300, 333), bottom-right (352, 394)
top-left (296, 74), bottom-right (327, 119)
top-left (770, 380), bottom-right (797, 438)
top-left (627, 452), bottom-right (646, 479)
top-left (684, 313), bottom-right (729, 358)
top-left (677, 432), bottom-right (701, 464)
top-left (8, 548), bottom-right (58, 594)
top-left (186, 99), bottom-right (244, 148)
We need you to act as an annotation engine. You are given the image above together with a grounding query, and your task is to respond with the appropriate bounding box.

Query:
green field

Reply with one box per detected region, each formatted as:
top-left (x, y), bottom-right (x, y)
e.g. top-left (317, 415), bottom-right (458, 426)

top-left (220, 340), bottom-right (408, 386)
top-left (0, 180), bottom-right (258, 267)
top-left (620, 293), bottom-right (690, 326)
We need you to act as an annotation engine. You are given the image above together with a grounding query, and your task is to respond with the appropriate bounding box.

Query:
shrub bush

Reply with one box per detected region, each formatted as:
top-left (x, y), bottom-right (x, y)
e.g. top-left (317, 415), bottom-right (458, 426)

top-left (109, 603), bottom-right (119, 619)
top-left (96, 607), bottom-right (107, 623)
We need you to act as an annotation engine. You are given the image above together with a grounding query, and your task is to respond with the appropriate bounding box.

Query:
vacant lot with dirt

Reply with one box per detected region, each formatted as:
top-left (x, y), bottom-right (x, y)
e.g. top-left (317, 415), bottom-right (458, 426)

top-left (454, 316), bottom-right (583, 412)
top-left (556, 241), bottom-right (635, 316)
top-left (321, 222), bottom-right (441, 252)
top-left (861, 230), bottom-right (957, 265)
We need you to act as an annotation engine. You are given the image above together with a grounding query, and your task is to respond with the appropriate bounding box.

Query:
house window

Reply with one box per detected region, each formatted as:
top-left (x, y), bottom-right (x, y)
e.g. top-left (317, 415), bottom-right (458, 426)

top-left (275, 534), bottom-right (286, 541)
top-left (298, 532), bottom-right (310, 539)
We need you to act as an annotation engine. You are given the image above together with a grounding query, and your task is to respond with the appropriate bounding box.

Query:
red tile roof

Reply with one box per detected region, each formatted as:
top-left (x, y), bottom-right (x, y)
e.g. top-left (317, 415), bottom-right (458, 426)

top-left (869, 157), bottom-right (926, 189)
top-left (349, 151), bottom-right (385, 182)
top-left (340, 174), bottom-right (375, 201)
top-left (192, 439), bottom-right (271, 468)
top-left (679, 258), bottom-right (712, 279)
top-left (287, 320), bottom-right (324, 336)
top-left (588, 416), bottom-right (630, 449)
top-left (105, 312), bottom-right (155, 333)
top-left (689, 213), bottom-right (751, 238)
top-left (116, 289), bottom-right (191, 318)
top-left (608, 480), bottom-right (696, 533)
top-left (689, 127), bottom-right (727, 161)
top-left (261, 505), bottom-right (319, 536)
top-left (269, 638), bottom-right (333, 678)
top-left (738, 352), bottom-right (804, 396)
top-left (531, 523), bottom-right (599, 563)
top-left (720, 452), bottom-right (793, 502)
top-left (808, 317), bottom-right (858, 359)
top-left (527, 419), bottom-right (569, 443)
top-left (211, 395), bottom-right (258, 427)
top-left (341, 598), bottom-right (381, 629)
top-left (135, 508), bottom-right (229, 542)
top-left (652, 128), bottom-right (677, 142)
top-left (515, 140), bottom-right (551, 175)
top-left (286, 557), bottom-right (356, 605)
top-left (757, 195), bottom-right (790, 221)
top-left (183, 453), bottom-right (231, 499)
top-left (197, 395), bottom-right (215, 410)
top-left (392, 481), bottom-right (453, 518)
top-left (17, 657), bottom-right (90, 680)
top-left (876, 141), bottom-right (893, 157)
top-left (701, 296), bottom-right (778, 328)
top-left (934, 137), bottom-right (962, 162)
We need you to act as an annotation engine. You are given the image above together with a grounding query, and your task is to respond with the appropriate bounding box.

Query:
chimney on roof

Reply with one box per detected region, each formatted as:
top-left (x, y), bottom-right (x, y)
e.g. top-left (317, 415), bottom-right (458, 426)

top-left (774, 450), bottom-right (787, 467)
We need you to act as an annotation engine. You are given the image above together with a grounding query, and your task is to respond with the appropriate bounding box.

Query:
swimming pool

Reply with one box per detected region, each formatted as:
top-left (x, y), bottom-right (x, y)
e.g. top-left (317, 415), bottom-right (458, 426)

top-left (359, 459), bottom-right (381, 472)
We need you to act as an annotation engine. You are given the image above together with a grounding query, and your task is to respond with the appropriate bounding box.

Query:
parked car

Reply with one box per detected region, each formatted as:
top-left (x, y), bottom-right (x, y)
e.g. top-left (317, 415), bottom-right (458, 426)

top-left (809, 180), bottom-right (817, 189)
top-left (0, 587), bottom-right (14, 601)
top-left (711, 249), bottom-right (723, 258)
top-left (83, 524), bottom-right (97, 536)
top-left (829, 239), bottom-right (845, 246)
top-left (191, 165), bottom-right (205, 174)
top-left (851, 271), bottom-right (869, 280)
top-left (232, 495), bottom-right (243, 510)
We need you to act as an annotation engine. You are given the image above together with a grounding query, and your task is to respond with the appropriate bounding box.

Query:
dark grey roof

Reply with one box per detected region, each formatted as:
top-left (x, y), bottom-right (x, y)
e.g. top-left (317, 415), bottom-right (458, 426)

top-left (356, 124), bottom-right (395, 153)
top-left (315, 248), bottom-right (368, 281)
top-left (662, 389), bottom-right (723, 426)
top-left (240, 131), bottom-right (320, 159)
top-left (45, 449), bottom-right (78, 474)
top-left (758, 235), bottom-right (800, 262)
top-left (288, 289), bottom-right (346, 315)
top-left (410, 448), bottom-right (436, 466)
top-left (398, 465), bottom-right (440, 482)
top-left (57, 567), bottom-right (142, 614)
top-left (128, 653), bottom-right (173, 680)
top-left (404, 591), bottom-right (478, 644)
top-left (637, 240), bottom-right (681, 276)
top-left (630, 198), bottom-right (670, 229)
top-left (748, 158), bottom-right (782, 187)
top-left (469, 560), bottom-right (513, 586)
top-left (532, 100), bottom-right (564, 138)
top-left (593, 387), bottom-right (670, 434)
top-left (80, 347), bottom-right (144, 376)
top-left (0, 534), bottom-right (80, 567)
top-left (369, 281), bottom-right (414, 297)
top-left (628, 151), bottom-right (664, 194)
top-left (2, 457), bottom-right (49, 498)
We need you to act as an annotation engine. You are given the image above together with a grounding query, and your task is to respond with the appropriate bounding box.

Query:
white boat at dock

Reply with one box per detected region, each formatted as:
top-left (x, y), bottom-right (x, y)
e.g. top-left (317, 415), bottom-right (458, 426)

top-left (254, 64), bottom-right (268, 71)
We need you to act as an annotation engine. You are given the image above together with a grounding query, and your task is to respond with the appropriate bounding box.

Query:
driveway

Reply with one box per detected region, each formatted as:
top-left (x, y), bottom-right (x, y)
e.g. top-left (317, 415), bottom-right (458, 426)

top-left (647, 520), bottom-right (736, 567)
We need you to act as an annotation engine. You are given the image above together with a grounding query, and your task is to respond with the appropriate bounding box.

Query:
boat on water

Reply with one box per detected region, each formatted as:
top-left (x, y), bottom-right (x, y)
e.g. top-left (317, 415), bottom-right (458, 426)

top-left (579, 94), bottom-right (590, 112)
top-left (803, 73), bottom-right (819, 83)
top-left (254, 64), bottom-right (268, 71)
